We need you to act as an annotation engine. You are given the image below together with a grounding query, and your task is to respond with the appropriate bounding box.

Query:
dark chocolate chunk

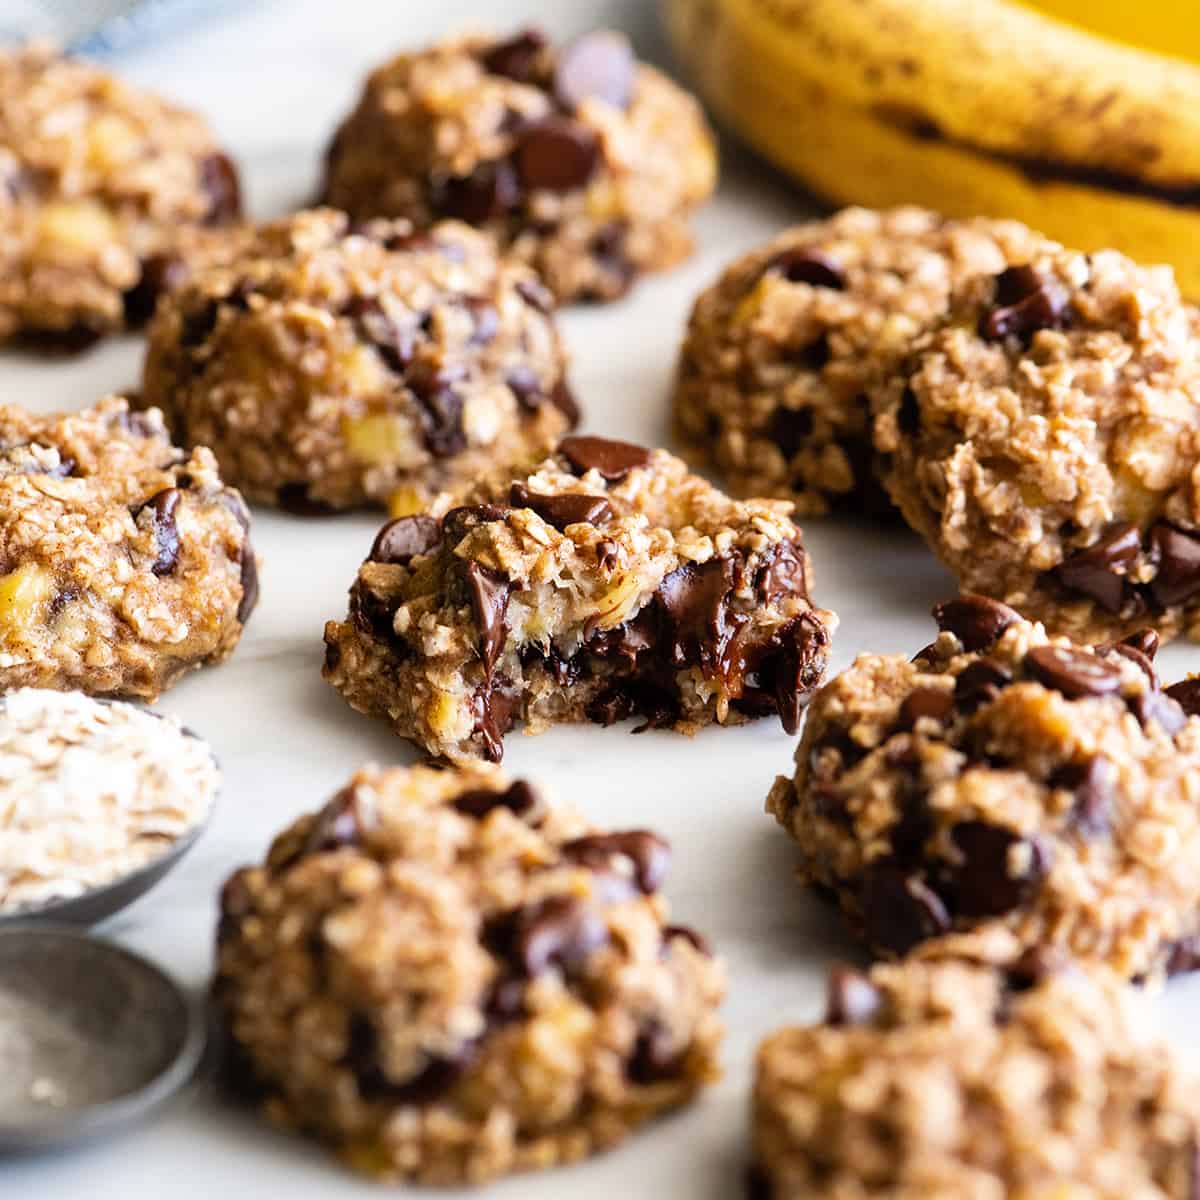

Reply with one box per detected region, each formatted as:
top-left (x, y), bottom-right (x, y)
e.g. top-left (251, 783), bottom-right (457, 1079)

top-left (765, 247), bottom-right (846, 289)
top-left (1121, 628), bottom-right (1160, 660)
top-left (515, 117), bottom-right (600, 191)
top-left (657, 557), bottom-right (740, 673)
top-left (932, 594), bottom-right (1021, 651)
top-left (510, 482), bottom-right (613, 529)
top-left (939, 821), bottom-right (1049, 917)
top-left (1149, 522), bottom-right (1200, 607)
top-left (824, 964), bottom-right (883, 1026)
top-left (409, 362), bottom-right (468, 456)
top-left (345, 1014), bottom-right (470, 1103)
top-left (585, 687), bottom-right (637, 727)
top-left (627, 1022), bottom-right (682, 1084)
top-left (302, 786), bottom-right (371, 856)
top-left (200, 152), bottom-right (242, 225)
top-left (562, 831), bottom-right (671, 894)
top-left (549, 379), bottom-right (581, 426)
top-left (979, 264), bottom-right (1067, 341)
top-left (434, 159), bottom-right (521, 224)
top-left (442, 504), bottom-right (510, 544)
top-left (133, 487), bottom-right (181, 576)
top-left (770, 405), bottom-right (815, 458)
top-left (1165, 677), bottom-right (1200, 718)
top-left (493, 896), bottom-right (609, 977)
top-left (369, 515), bottom-right (442, 565)
top-left (473, 676), bottom-right (518, 763)
top-left (122, 253), bottom-right (187, 327)
top-left (1050, 757), bottom-right (1115, 836)
top-left (953, 657), bottom-right (1014, 714)
top-left (220, 490), bottom-right (259, 624)
top-left (1099, 640), bottom-right (1158, 689)
top-left (462, 562), bottom-right (513, 676)
top-left (346, 296), bottom-right (415, 373)
top-left (560, 434), bottom-right (650, 480)
top-left (1026, 644), bottom-right (1122, 699)
top-left (1052, 522), bottom-right (1140, 613)
top-left (1128, 689), bottom-right (1188, 735)
top-left (505, 364), bottom-right (544, 411)
top-left (763, 612), bottom-right (832, 736)
top-left (481, 28), bottom-right (547, 82)
top-left (859, 861), bottom-right (949, 955)
top-left (754, 540), bottom-right (810, 604)
top-left (180, 300), bottom-right (220, 348)
top-left (553, 31), bottom-right (635, 111)
top-left (452, 779), bottom-right (539, 819)
top-left (897, 686), bottom-right (954, 729)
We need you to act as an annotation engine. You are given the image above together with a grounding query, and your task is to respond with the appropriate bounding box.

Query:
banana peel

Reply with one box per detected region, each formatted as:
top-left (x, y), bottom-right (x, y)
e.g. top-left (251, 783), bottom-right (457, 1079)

top-left (664, 0), bottom-right (1200, 295)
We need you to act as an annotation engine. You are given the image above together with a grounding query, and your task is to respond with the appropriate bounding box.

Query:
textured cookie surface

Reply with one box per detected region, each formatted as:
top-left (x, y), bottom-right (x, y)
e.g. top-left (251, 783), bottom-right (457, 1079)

top-left (0, 396), bottom-right (257, 699)
top-left (675, 207), bottom-right (1051, 515)
top-left (752, 957), bottom-right (1200, 1199)
top-left (0, 43), bottom-right (241, 347)
top-left (874, 246), bottom-right (1200, 643)
top-left (321, 29), bottom-right (716, 303)
top-left (213, 762), bottom-right (723, 1185)
top-left (768, 594), bottom-right (1200, 981)
top-left (142, 208), bottom-right (574, 512)
top-left (323, 436), bottom-right (836, 761)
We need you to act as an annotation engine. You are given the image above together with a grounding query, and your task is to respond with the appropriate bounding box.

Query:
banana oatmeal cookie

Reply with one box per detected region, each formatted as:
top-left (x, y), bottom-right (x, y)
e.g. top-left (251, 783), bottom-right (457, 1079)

top-left (750, 956), bottom-right (1200, 1199)
top-left (0, 396), bottom-right (257, 700)
top-left (213, 762), bottom-right (724, 1185)
top-left (0, 43), bottom-right (241, 348)
top-left (674, 207), bottom-right (1051, 515)
top-left (320, 28), bottom-right (716, 303)
top-left (874, 245), bottom-right (1200, 644)
top-left (322, 436), bottom-right (836, 761)
top-left (141, 207), bottom-right (575, 513)
top-left (768, 594), bottom-right (1200, 981)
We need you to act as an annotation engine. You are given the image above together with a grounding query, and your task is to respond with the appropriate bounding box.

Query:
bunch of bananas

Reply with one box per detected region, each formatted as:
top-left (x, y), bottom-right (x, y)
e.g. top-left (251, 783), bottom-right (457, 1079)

top-left (664, 0), bottom-right (1200, 294)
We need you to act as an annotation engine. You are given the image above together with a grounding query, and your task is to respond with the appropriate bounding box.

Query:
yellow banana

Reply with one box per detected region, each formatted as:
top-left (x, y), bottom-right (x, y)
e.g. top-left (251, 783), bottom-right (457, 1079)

top-left (1017, 0), bottom-right (1200, 65)
top-left (664, 0), bottom-right (1200, 295)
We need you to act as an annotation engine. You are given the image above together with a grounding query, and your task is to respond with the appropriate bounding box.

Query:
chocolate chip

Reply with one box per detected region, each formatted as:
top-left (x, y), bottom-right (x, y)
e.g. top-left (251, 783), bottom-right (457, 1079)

top-left (560, 434), bottom-right (650, 480)
top-left (486, 977), bottom-right (528, 1022)
top-left (585, 687), bottom-right (636, 726)
top-left (1026, 644), bottom-right (1122, 699)
top-left (562, 831), bottom-right (671, 893)
top-left (345, 1014), bottom-right (469, 1103)
top-left (505, 365), bottom-right (544, 411)
top-left (442, 504), bottom-right (510, 544)
top-left (302, 786), bottom-right (371, 855)
top-left (754, 540), bottom-right (810, 605)
top-left (369, 515), bottom-right (442, 564)
top-left (200, 152), bottom-right (241, 225)
top-left (1149, 522), bottom-right (1200, 607)
top-left (953, 657), bottom-right (1013, 714)
top-left (939, 821), bottom-right (1049, 917)
top-left (1166, 936), bottom-right (1200, 977)
top-left (276, 482), bottom-right (336, 515)
top-left (663, 925), bottom-right (711, 956)
top-left (1099, 640), bottom-right (1158, 689)
top-left (481, 28), bottom-right (547, 82)
top-left (897, 686), bottom-right (954, 729)
top-left (587, 223), bottom-right (636, 296)
top-left (452, 779), bottom-right (539, 819)
top-left (473, 676), bottom-right (518, 762)
top-left (762, 612), bottom-right (831, 736)
top-left (765, 247), bottom-right (846, 289)
top-left (769, 406), bottom-right (815, 458)
top-left (627, 1022), bottom-right (682, 1084)
top-left (1129, 689), bottom-right (1188, 735)
top-left (979, 264), bottom-right (1067, 341)
top-left (823, 965), bottom-right (883, 1026)
top-left (553, 31), bottom-right (635, 111)
top-left (515, 117), bottom-right (599, 191)
top-left (860, 862), bottom-right (949, 955)
top-left (932, 594), bottom-right (1021, 651)
top-left (657, 557), bottom-right (740, 672)
top-left (220, 490), bottom-right (258, 624)
top-left (493, 896), bottom-right (609, 977)
top-left (1051, 757), bottom-right (1115, 835)
top-left (1052, 522), bottom-right (1140, 613)
top-left (510, 482), bottom-right (613, 530)
top-left (1165, 677), bottom-right (1200, 718)
top-left (1121, 628), bottom-right (1160, 660)
top-left (409, 362), bottom-right (467, 457)
top-left (179, 300), bottom-right (220, 348)
top-left (435, 159), bottom-right (521, 224)
top-left (122, 253), bottom-right (187, 327)
top-left (549, 380), bottom-right (581, 426)
top-left (133, 488), bottom-right (181, 576)
top-left (460, 562), bottom-right (513, 677)
top-left (345, 296), bottom-right (415, 374)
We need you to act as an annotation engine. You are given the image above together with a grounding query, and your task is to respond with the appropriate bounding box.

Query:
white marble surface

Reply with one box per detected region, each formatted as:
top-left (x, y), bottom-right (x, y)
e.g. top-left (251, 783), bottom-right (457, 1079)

top-left (7, 1), bottom-right (1200, 1195)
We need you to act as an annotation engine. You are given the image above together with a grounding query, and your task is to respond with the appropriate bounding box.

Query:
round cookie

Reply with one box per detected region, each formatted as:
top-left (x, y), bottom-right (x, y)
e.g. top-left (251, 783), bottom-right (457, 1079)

top-left (874, 245), bottom-right (1200, 643)
top-left (675, 208), bottom-right (1051, 515)
top-left (752, 956), bottom-right (1200, 1198)
top-left (321, 28), bottom-right (716, 303)
top-left (213, 763), bottom-right (724, 1185)
top-left (767, 594), bottom-right (1200, 981)
top-left (0, 395), bottom-right (257, 700)
top-left (141, 208), bottom-right (575, 513)
top-left (0, 43), bottom-right (241, 348)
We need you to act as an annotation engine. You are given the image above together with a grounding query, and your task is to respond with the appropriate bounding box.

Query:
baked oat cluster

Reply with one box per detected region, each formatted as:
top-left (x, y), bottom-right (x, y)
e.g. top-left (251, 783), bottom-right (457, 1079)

top-left (213, 762), bottom-right (723, 1185)
top-left (875, 245), bottom-right (1200, 645)
top-left (769, 593), bottom-right (1200, 981)
top-left (323, 435), bottom-right (836, 761)
top-left (674, 207), bottom-right (1051, 515)
top-left (0, 688), bottom-right (219, 911)
top-left (321, 28), bottom-right (717, 303)
top-left (751, 956), bottom-right (1200, 1199)
top-left (0, 396), bottom-right (257, 700)
top-left (0, 43), bottom-right (241, 348)
top-left (141, 207), bottom-right (575, 513)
